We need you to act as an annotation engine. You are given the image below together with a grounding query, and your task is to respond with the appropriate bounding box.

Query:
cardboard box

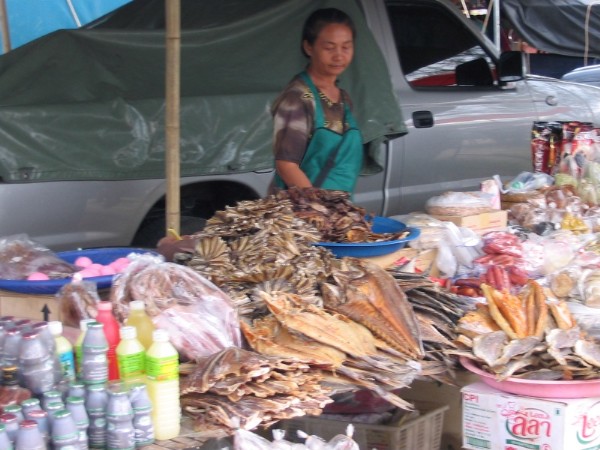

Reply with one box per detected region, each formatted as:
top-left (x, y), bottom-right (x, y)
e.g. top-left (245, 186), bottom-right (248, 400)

top-left (274, 400), bottom-right (448, 450)
top-left (0, 288), bottom-right (109, 323)
top-left (431, 210), bottom-right (508, 235)
top-left (0, 290), bottom-right (63, 322)
top-left (462, 382), bottom-right (600, 450)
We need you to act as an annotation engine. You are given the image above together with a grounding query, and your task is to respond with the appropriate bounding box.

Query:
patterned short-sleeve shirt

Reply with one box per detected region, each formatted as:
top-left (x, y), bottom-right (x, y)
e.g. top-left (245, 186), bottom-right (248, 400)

top-left (271, 75), bottom-right (353, 164)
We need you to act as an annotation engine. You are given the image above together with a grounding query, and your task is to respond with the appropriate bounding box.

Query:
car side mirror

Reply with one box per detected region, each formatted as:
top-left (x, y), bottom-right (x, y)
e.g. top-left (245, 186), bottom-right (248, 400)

top-left (498, 51), bottom-right (525, 83)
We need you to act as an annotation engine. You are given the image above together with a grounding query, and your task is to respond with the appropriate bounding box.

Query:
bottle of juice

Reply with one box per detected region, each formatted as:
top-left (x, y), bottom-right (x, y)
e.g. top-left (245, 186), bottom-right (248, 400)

top-left (145, 329), bottom-right (180, 441)
top-left (48, 321), bottom-right (76, 383)
top-left (125, 301), bottom-right (155, 350)
top-left (74, 319), bottom-right (95, 377)
top-left (95, 301), bottom-right (121, 381)
top-left (116, 326), bottom-right (145, 385)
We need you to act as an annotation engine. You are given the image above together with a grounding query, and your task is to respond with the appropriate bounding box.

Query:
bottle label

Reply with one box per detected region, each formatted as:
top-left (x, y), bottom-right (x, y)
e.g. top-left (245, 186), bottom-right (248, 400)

top-left (117, 351), bottom-right (145, 379)
top-left (145, 355), bottom-right (178, 381)
top-left (59, 351), bottom-right (76, 381)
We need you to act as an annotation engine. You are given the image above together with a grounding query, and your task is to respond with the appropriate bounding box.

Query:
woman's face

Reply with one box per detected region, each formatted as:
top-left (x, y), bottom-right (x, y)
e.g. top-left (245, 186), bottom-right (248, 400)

top-left (303, 23), bottom-right (354, 78)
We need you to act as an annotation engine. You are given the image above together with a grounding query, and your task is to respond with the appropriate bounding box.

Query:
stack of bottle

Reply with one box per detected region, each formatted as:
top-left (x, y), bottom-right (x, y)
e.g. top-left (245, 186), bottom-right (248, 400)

top-left (0, 299), bottom-right (181, 448)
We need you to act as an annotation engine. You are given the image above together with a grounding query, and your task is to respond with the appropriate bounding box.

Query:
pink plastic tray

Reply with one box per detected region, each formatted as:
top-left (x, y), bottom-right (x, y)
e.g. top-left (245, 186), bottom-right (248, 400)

top-left (460, 357), bottom-right (600, 399)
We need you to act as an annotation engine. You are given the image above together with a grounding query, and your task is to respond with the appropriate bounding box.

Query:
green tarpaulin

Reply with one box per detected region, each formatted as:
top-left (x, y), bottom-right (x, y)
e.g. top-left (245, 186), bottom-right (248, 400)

top-left (0, 0), bottom-right (406, 183)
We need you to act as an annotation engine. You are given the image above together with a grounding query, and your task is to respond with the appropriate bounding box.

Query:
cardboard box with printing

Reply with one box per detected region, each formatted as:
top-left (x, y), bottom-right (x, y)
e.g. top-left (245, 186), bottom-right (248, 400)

top-left (462, 382), bottom-right (600, 450)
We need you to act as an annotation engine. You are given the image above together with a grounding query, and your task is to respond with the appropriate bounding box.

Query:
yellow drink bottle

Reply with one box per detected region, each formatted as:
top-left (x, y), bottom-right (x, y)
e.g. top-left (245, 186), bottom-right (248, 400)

top-left (145, 329), bottom-right (180, 440)
top-left (116, 326), bottom-right (145, 386)
top-left (125, 301), bottom-right (155, 350)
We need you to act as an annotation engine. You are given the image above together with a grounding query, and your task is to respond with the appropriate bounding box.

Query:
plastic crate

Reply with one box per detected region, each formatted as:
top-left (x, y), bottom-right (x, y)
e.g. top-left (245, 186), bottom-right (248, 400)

top-left (273, 401), bottom-right (449, 450)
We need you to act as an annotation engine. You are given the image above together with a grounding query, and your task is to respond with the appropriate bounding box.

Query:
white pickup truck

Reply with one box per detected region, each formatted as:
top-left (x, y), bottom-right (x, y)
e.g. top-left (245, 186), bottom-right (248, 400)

top-left (1, 0), bottom-right (599, 250)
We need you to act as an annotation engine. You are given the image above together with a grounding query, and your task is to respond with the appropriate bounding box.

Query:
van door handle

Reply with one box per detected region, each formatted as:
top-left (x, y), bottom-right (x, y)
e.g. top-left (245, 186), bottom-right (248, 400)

top-left (412, 110), bottom-right (434, 128)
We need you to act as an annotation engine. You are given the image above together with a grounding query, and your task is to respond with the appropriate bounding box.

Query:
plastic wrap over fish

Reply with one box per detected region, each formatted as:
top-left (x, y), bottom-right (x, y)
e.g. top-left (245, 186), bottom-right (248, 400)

top-left (111, 255), bottom-right (241, 360)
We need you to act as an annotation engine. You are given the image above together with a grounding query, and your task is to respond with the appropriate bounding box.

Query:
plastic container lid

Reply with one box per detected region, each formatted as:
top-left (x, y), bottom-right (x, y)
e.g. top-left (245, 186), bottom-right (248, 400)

top-left (48, 321), bottom-right (63, 336)
top-left (79, 319), bottom-right (95, 331)
top-left (152, 329), bottom-right (169, 343)
top-left (129, 300), bottom-right (145, 310)
top-left (66, 396), bottom-right (84, 405)
top-left (97, 301), bottom-right (113, 311)
top-left (120, 326), bottom-right (137, 340)
top-left (19, 420), bottom-right (38, 429)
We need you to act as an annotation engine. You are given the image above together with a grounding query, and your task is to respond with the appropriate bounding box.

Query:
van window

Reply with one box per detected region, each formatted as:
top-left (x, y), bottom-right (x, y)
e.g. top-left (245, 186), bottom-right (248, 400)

top-left (385, 1), bottom-right (495, 88)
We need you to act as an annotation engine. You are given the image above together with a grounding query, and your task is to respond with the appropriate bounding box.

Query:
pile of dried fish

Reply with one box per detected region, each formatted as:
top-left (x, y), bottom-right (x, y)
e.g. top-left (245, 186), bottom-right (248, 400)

top-left (171, 193), bottom-right (448, 424)
top-left (388, 270), bottom-right (477, 383)
top-left (180, 347), bottom-right (332, 432)
top-left (452, 281), bottom-right (600, 380)
top-left (242, 290), bottom-right (425, 411)
top-left (277, 187), bottom-right (408, 242)
top-left (174, 196), bottom-right (332, 317)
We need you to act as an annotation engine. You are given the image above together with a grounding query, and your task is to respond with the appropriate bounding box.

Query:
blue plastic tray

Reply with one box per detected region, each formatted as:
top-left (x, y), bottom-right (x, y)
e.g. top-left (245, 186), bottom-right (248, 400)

top-left (314, 216), bottom-right (420, 258)
top-left (0, 247), bottom-right (159, 295)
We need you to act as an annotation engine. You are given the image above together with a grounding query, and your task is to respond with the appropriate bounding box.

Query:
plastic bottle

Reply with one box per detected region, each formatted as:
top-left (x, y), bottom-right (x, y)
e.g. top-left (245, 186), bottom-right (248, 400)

top-left (0, 326), bottom-right (7, 366)
top-left (66, 396), bottom-right (89, 450)
top-left (86, 383), bottom-right (108, 449)
top-left (44, 401), bottom-right (65, 427)
top-left (125, 301), bottom-right (155, 350)
top-left (51, 409), bottom-right (79, 450)
top-left (48, 321), bottom-right (76, 383)
top-left (81, 322), bottom-right (109, 386)
top-left (2, 329), bottom-right (21, 371)
top-left (75, 319), bottom-right (95, 378)
top-left (0, 367), bottom-right (30, 411)
top-left (1, 406), bottom-right (22, 424)
top-left (67, 381), bottom-right (86, 399)
top-left (23, 410), bottom-right (48, 446)
top-left (18, 331), bottom-right (55, 396)
top-left (128, 383), bottom-right (154, 447)
top-left (31, 321), bottom-right (62, 385)
top-left (145, 329), bottom-right (180, 440)
top-left (95, 302), bottom-right (121, 381)
top-left (20, 398), bottom-right (41, 418)
top-left (116, 327), bottom-right (145, 385)
top-left (14, 420), bottom-right (45, 450)
top-left (0, 423), bottom-right (12, 450)
top-left (0, 414), bottom-right (18, 444)
top-left (106, 389), bottom-right (135, 450)
top-left (41, 390), bottom-right (62, 411)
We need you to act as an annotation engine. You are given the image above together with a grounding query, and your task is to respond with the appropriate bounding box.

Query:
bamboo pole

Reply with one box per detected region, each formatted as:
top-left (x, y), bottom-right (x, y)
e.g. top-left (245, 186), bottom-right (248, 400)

top-left (0, 0), bottom-right (11, 54)
top-left (165, 0), bottom-right (181, 235)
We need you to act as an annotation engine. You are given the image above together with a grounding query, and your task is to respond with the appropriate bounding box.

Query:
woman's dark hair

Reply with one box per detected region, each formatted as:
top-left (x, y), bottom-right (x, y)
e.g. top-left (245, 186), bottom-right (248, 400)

top-left (301, 8), bottom-right (356, 57)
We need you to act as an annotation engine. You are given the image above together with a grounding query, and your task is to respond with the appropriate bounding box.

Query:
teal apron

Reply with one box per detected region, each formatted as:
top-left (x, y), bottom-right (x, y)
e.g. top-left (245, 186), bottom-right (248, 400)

top-left (275, 72), bottom-right (363, 193)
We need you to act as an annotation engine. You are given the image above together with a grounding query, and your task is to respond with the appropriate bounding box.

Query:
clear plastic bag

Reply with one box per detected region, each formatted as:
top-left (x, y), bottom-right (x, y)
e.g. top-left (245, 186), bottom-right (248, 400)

top-left (233, 428), bottom-right (273, 450)
top-left (0, 234), bottom-right (76, 280)
top-left (399, 213), bottom-right (446, 250)
top-left (297, 430), bottom-right (328, 450)
top-left (505, 171), bottom-right (554, 193)
top-left (435, 223), bottom-right (482, 277)
top-left (324, 425), bottom-right (360, 450)
top-left (57, 275), bottom-right (102, 328)
top-left (111, 257), bottom-right (242, 360)
top-left (425, 191), bottom-right (494, 216)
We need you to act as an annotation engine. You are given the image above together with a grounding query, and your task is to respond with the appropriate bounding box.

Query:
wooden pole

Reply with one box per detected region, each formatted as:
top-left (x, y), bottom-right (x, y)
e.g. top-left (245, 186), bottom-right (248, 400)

top-left (165, 0), bottom-right (181, 235)
top-left (0, 0), bottom-right (11, 54)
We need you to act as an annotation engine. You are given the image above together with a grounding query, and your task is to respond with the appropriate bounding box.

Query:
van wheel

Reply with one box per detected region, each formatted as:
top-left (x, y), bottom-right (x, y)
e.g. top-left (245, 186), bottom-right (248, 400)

top-left (131, 215), bottom-right (207, 249)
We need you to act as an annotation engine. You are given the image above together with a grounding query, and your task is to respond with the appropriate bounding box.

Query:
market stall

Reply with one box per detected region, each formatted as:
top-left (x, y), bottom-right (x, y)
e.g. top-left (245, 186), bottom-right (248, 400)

top-left (1, 121), bottom-right (600, 449)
